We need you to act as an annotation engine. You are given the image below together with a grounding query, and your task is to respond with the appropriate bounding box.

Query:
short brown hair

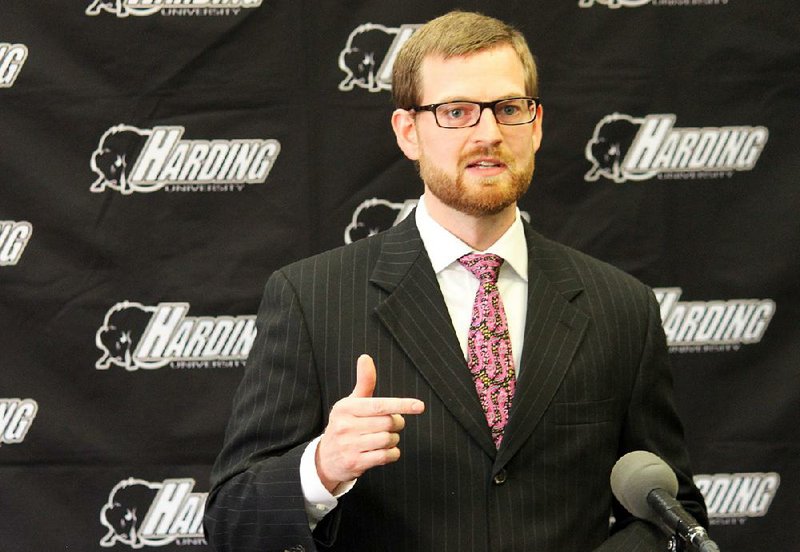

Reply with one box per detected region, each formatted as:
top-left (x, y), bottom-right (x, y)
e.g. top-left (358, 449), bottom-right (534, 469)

top-left (392, 11), bottom-right (538, 109)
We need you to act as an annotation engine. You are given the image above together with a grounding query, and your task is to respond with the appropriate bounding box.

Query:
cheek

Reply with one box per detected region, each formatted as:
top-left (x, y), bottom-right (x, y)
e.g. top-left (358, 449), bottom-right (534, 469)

top-left (421, 137), bottom-right (461, 170)
top-left (510, 134), bottom-right (537, 160)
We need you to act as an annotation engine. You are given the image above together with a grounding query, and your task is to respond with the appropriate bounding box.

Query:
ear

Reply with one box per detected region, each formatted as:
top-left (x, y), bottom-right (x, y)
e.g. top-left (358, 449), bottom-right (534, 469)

top-left (531, 103), bottom-right (544, 153)
top-left (391, 108), bottom-right (420, 161)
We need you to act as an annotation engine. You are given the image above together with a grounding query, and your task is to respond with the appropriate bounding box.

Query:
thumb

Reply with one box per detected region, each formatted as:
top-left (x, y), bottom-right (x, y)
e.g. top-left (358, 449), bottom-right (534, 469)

top-left (351, 354), bottom-right (377, 398)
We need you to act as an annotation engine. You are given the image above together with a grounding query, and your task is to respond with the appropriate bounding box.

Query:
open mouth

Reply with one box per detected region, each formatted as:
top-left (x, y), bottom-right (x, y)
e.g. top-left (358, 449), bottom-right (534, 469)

top-left (466, 158), bottom-right (507, 173)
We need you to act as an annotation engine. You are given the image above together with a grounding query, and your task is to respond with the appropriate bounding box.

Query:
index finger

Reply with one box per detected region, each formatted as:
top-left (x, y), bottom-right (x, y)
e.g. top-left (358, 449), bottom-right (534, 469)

top-left (350, 397), bottom-right (425, 417)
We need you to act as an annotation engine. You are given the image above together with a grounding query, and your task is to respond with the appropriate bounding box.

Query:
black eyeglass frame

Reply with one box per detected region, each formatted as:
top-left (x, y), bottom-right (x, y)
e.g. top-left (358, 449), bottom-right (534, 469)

top-left (410, 97), bottom-right (541, 128)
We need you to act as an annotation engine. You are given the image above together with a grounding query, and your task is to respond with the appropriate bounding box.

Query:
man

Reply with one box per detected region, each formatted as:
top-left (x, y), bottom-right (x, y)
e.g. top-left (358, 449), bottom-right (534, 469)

top-left (205, 11), bottom-right (707, 551)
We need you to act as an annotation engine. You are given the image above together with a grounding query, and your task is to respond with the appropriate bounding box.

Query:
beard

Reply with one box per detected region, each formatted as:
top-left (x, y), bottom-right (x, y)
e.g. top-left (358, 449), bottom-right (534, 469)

top-left (418, 145), bottom-right (534, 217)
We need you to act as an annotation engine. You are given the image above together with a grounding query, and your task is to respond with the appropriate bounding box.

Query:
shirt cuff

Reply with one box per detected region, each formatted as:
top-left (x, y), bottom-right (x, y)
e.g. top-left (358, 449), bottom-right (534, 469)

top-left (300, 435), bottom-right (356, 529)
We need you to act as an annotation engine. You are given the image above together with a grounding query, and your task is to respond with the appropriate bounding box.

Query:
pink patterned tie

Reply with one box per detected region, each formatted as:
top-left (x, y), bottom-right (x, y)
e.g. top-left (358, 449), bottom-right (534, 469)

top-left (458, 253), bottom-right (516, 447)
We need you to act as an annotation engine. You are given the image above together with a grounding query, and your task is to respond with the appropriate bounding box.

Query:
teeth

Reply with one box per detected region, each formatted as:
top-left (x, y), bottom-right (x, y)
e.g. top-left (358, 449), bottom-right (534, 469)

top-left (475, 161), bottom-right (498, 167)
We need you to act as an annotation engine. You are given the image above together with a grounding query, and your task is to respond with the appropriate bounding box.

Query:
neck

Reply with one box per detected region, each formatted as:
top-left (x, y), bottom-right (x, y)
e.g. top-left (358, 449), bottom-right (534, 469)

top-left (424, 193), bottom-right (517, 251)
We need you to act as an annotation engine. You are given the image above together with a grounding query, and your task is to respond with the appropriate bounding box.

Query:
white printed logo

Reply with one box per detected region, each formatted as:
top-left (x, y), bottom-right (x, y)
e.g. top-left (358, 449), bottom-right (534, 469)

top-left (345, 198), bottom-right (416, 244)
top-left (344, 198), bottom-right (532, 244)
top-left (0, 398), bottom-right (38, 447)
top-left (585, 113), bottom-right (767, 183)
top-left (338, 23), bottom-right (420, 93)
top-left (89, 124), bottom-right (280, 194)
top-left (654, 287), bottom-right (775, 352)
top-left (0, 220), bottom-right (33, 266)
top-left (579, 0), bottom-right (729, 8)
top-left (100, 477), bottom-right (206, 548)
top-left (86, 0), bottom-right (262, 18)
top-left (95, 301), bottom-right (256, 371)
top-left (579, 0), bottom-right (650, 7)
top-left (695, 472), bottom-right (780, 524)
top-left (0, 43), bottom-right (28, 88)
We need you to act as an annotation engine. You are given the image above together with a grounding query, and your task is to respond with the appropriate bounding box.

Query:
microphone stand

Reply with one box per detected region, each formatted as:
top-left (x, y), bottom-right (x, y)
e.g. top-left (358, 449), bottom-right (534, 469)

top-left (648, 489), bottom-right (721, 552)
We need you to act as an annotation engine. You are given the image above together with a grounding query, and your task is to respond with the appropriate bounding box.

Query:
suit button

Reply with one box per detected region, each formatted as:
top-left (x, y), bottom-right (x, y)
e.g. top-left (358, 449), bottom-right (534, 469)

top-left (493, 470), bottom-right (507, 485)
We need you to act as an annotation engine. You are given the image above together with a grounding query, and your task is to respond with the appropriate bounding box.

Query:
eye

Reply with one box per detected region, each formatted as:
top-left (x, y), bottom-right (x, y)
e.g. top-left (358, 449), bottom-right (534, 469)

top-left (440, 102), bottom-right (475, 116)
top-left (501, 104), bottom-right (521, 116)
top-left (442, 106), bottom-right (467, 120)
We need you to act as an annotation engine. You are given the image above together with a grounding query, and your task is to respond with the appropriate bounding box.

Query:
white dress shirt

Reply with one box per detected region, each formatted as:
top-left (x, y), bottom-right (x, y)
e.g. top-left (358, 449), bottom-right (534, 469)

top-left (414, 195), bottom-right (528, 372)
top-left (301, 195), bottom-right (529, 527)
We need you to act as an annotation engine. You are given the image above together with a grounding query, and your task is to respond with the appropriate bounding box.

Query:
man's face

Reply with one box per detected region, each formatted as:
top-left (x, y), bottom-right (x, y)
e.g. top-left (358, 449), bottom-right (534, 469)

top-left (393, 44), bottom-right (543, 217)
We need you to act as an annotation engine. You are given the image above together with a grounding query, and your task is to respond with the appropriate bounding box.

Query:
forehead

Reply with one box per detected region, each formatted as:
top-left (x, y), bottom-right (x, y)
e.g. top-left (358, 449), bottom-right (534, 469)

top-left (418, 45), bottom-right (526, 104)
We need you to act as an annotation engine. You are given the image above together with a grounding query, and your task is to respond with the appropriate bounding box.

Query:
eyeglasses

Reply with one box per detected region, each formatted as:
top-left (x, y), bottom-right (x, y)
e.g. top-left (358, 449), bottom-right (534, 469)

top-left (411, 97), bottom-right (540, 129)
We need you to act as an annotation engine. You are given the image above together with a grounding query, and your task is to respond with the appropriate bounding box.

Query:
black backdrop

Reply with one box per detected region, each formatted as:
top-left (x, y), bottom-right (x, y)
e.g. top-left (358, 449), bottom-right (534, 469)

top-left (1, 1), bottom-right (799, 550)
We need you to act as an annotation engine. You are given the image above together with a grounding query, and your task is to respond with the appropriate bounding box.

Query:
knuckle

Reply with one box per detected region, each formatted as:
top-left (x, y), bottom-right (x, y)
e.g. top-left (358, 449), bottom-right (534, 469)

top-left (328, 418), bottom-right (348, 435)
top-left (376, 431), bottom-right (391, 447)
top-left (384, 447), bottom-right (401, 464)
top-left (369, 399), bottom-right (385, 416)
top-left (342, 456), bottom-right (360, 473)
top-left (392, 414), bottom-right (406, 431)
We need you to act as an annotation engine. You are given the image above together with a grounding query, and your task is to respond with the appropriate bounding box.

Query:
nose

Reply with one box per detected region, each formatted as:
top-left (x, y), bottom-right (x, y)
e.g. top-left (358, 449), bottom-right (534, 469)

top-left (471, 106), bottom-right (503, 144)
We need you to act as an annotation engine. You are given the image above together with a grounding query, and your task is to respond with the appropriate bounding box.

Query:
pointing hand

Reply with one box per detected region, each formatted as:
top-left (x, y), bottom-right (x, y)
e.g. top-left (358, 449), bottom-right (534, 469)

top-left (316, 354), bottom-right (424, 493)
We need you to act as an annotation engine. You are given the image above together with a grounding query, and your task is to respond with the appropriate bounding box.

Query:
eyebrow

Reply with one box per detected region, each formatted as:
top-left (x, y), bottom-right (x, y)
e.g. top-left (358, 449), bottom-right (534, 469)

top-left (428, 94), bottom-right (525, 104)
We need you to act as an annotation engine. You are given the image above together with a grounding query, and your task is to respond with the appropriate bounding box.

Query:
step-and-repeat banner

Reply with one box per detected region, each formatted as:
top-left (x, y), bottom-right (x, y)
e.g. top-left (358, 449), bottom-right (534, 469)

top-left (1, 2), bottom-right (798, 550)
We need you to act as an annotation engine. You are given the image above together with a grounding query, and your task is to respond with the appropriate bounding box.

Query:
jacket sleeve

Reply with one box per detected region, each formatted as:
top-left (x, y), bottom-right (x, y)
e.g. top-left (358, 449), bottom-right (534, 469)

top-left (594, 288), bottom-right (709, 551)
top-left (204, 269), bottom-right (338, 552)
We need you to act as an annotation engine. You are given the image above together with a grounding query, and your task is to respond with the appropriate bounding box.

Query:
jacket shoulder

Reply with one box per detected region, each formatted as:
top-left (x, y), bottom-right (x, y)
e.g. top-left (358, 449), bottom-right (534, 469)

top-left (276, 215), bottom-right (419, 284)
top-left (529, 228), bottom-right (654, 303)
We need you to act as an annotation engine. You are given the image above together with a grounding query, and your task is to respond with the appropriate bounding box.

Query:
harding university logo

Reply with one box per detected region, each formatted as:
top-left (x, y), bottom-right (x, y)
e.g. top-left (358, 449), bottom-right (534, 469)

top-left (100, 478), bottom-right (206, 548)
top-left (0, 220), bottom-right (33, 266)
top-left (338, 23), bottom-right (419, 93)
top-left (95, 301), bottom-right (256, 371)
top-left (654, 287), bottom-right (774, 353)
top-left (0, 398), bottom-right (38, 447)
top-left (90, 125), bottom-right (280, 194)
top-left (0, 43), bottom-right (27, 88)
top-left (585, 113), bottom-right (767, 183)
top-left (579, 0), bottom-right (729, 7)
top-left (86, 0), bottom-right (262, 17)
top-left (579, 0), bottom-right (650, 6)
top-left (694, 471), bottom-right (780, 525)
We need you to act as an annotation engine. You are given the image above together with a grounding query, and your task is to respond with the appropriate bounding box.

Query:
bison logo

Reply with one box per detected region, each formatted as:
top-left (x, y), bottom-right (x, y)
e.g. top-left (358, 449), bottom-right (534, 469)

top-left (95, 301), bottom-right (157, 371)
top-left (86, 0), bottom-right (159, 17)
top-left (90, 125), bottom-right (150, 194)
top-left (338, 24), bottom-right (397, 92)
top-left (338, 23), bottom-right (419, 93)
top-left (99, 478), bottom-right (160, 548)
top-left (344, 198), bottom-right (415, 244)
top-left (584, 113), bottom-right (652, 183)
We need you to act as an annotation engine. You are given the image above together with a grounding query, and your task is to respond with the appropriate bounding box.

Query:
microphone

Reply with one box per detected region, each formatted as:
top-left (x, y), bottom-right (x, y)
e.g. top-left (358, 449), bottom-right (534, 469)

top-left (610, 451), bottom-right (720, 552)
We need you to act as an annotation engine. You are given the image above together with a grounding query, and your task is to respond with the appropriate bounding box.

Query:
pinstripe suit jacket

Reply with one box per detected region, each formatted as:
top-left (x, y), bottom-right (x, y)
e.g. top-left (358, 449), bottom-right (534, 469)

top-left (205, 214), bottom-right (707, 552)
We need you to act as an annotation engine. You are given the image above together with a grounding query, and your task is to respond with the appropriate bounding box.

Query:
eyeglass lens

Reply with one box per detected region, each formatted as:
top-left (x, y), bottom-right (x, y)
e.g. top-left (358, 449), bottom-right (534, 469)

top-left (435, 99), bottom-right (535, 128)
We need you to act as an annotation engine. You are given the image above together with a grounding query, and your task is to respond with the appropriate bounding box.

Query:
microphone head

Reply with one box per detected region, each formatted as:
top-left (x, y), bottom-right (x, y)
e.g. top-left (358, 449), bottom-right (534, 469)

top-left (610, 450), bottom-right (679, 522)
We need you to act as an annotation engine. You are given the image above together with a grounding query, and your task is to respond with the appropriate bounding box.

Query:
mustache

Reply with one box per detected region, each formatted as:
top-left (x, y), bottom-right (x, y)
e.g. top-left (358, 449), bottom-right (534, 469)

top-left (459, 147), bottom-right (514, 168)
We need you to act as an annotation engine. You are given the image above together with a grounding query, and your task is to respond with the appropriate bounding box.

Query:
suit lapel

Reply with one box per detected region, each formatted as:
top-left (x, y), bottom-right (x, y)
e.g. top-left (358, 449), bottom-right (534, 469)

top-left (494, 225), bottom-right (589, 471)
top-left (371, 217), bottom-right (496, 458)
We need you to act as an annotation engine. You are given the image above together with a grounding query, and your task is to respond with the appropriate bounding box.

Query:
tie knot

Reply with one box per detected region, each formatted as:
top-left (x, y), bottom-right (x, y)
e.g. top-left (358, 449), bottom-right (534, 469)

top-left (459, 253), bottom-right (504, 283)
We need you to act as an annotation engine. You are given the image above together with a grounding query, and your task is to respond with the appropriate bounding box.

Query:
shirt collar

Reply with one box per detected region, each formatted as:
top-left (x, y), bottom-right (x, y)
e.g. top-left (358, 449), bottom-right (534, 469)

top-left (415, 195), bottom-right (528, 281)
